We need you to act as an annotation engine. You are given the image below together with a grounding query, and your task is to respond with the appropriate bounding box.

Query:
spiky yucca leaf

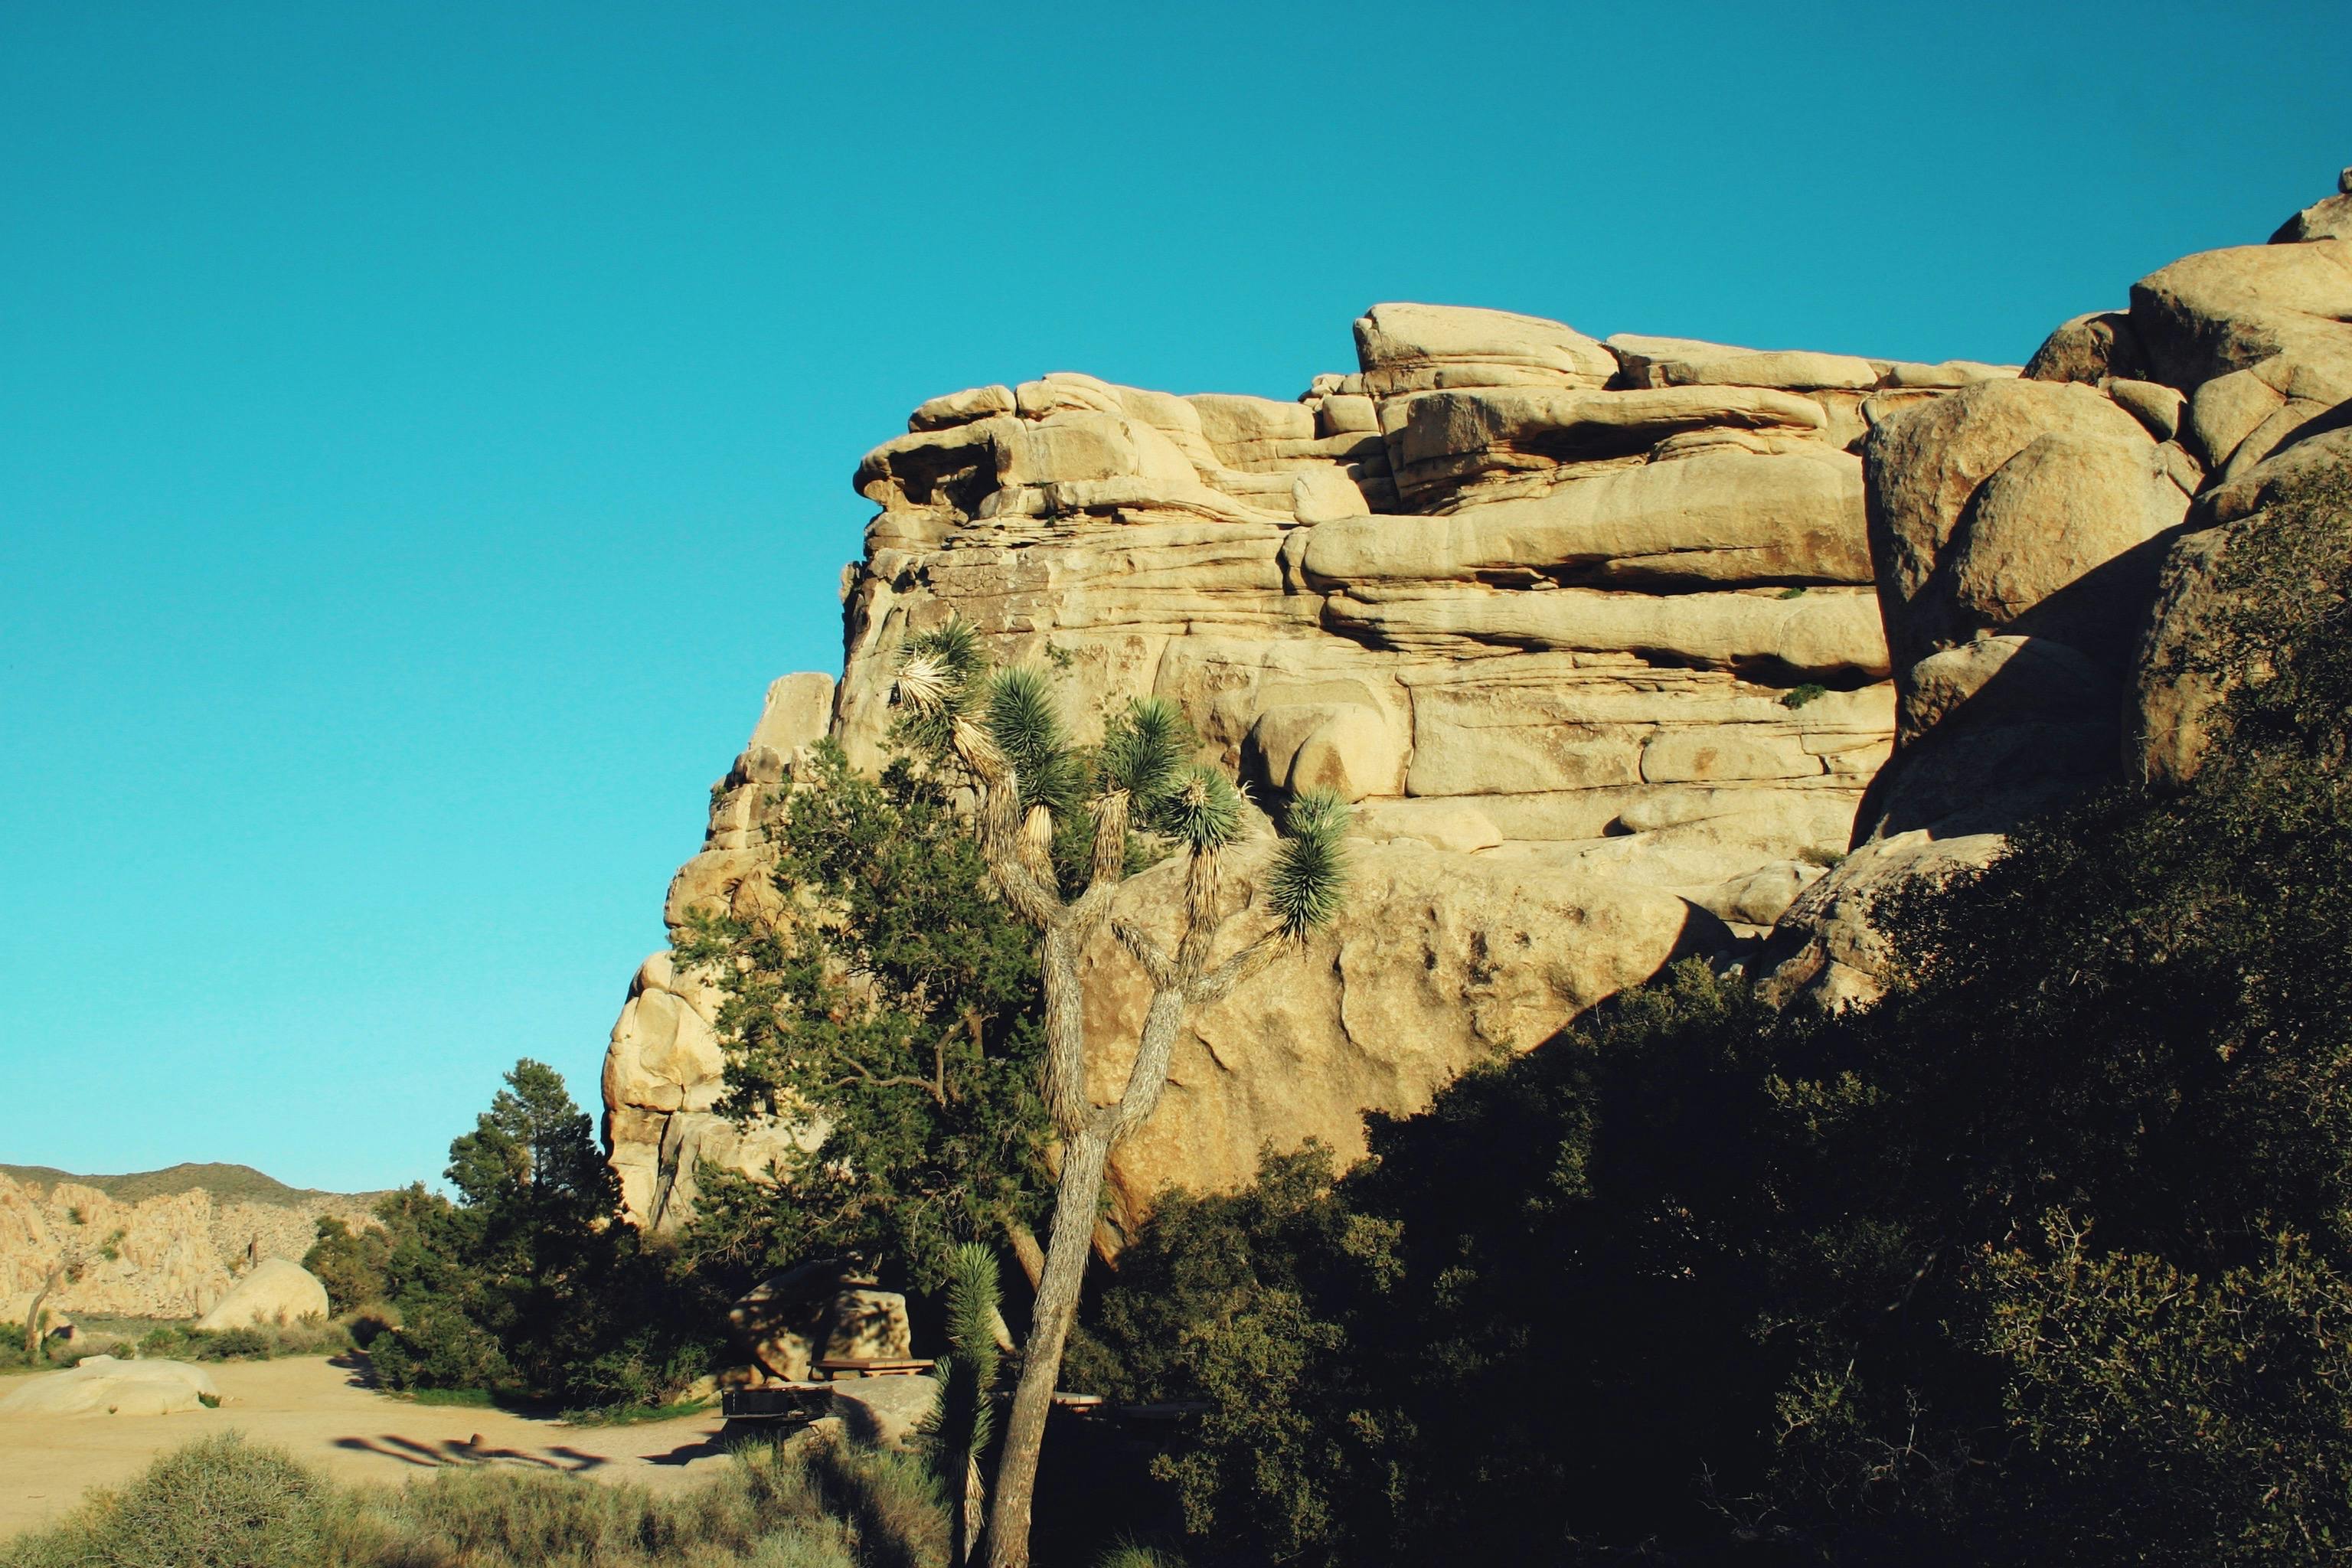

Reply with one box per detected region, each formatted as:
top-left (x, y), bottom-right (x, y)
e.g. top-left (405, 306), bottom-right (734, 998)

top-left (1269, 788), bottom-right (1351, 938)
top-left (1098, 696), bottom-right (1191, 804)
top-left (921, 1239), bottom-right (1003, 1527)
top-left (986, 665), bottom-right (1080, 818)
top-left (893, 621), bottom-right (989, 758)
top-left (1285, 787), bottom-right (1351, 842)
top-left (1166, 764), bottom-right (1245, 854)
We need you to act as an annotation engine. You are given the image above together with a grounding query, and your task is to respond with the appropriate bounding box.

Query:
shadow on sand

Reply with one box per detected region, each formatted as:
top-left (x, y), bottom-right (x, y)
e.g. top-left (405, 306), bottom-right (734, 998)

top-left (331, 1432), bottom-right (612, 1473)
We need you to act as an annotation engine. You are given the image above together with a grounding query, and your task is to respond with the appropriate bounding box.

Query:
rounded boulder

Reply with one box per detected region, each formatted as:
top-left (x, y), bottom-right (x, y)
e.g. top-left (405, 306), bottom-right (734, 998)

top-left (193, 1259), bottom-right (330, 1331)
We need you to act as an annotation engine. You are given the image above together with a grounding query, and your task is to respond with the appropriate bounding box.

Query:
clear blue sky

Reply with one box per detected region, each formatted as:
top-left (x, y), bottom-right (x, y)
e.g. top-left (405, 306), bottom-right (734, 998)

top-left (2, 2), bottom-right (2344, 1193)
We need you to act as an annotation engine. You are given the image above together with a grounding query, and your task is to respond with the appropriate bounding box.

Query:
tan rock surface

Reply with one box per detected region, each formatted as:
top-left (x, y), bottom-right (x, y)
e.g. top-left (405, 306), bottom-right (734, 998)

top-left (191, 1259), bottom-right (330, 1331)
top-left (1354, 302), bottom-right (1618, 396)
top-left (1078, 838), bottom-right (1724, 1234)
top-left (2269, 167), bottom-right (2352, 243)
top-left (602, 287), bottom-right (2027, 1220)
top-left (0, 1357), bottom-right (221, 1420)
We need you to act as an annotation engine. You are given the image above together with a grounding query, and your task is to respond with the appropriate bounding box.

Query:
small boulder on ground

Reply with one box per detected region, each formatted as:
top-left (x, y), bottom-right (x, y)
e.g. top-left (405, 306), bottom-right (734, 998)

top-left (730, 1261), bottom-right (916, 1381)
top-left (192, 1258), bottom-right (330, 1331)
top-left (0, 1356), bottom-right (221, 1418)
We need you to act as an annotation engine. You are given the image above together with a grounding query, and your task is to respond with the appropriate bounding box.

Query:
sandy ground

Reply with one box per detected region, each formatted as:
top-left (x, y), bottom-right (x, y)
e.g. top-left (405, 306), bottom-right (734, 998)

top-left (0, 1354), bottom-right (740, 1540)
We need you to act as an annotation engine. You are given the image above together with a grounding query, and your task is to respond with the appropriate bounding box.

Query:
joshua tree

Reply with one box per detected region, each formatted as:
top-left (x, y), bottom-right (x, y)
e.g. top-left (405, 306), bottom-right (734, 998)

top-left (23, 1265), bottom-right (66, 1362)
top-left (891, 621), bottom-right (1350, 1568)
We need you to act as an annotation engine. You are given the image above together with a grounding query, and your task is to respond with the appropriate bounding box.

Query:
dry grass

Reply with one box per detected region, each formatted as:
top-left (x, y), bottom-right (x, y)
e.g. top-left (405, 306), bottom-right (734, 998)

top-left (0, 1429), bottom-right (947, 1568)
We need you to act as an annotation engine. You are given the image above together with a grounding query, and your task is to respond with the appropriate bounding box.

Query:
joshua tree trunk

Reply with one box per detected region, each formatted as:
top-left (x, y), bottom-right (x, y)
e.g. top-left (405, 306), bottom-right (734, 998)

top-left (985, 1119), bottom-right (1112, 1565)
top-left (985, 959), bottom-right (1252, 1568)
top-left (891, 630), bottom-right (1347, 1568)
top-left (24, 1266), bottom-right (61, 1362)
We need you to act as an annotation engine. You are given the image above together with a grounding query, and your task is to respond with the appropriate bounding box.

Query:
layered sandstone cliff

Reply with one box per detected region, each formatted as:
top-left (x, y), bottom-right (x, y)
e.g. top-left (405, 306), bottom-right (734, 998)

top-left (606, 299), bottom-right (2012, 1231)
top-left (606, 167), bottom-right (2352, 1239)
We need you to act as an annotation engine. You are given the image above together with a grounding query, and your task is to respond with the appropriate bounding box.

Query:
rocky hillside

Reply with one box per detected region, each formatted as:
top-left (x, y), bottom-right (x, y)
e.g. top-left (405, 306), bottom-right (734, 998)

top-left (0, 1165), bottom-right (381, 1321)
top-left (603, 168), bottom-right (2352, 1241)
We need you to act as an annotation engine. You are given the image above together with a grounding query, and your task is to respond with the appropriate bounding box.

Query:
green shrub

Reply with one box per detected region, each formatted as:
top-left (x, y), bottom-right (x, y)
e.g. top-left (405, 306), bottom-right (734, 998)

top-left (1095, 1547), bottom-right (1188, 1568)
top-left (1780, 681), bottom-right (1828, 708)
top-left (369, 1301), bottom-right (512, 1393)
top-left (200, 1325), bottom-right (272, 1359)
top-left (558, 1327), bottom-right (710, 1419)
top-left (305, 1215), bottom-right (393, 1315)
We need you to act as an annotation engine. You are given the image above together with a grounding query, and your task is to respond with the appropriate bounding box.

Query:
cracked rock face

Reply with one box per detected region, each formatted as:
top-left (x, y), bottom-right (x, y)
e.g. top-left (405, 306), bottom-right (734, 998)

top-left (603, 172), bottom-right (2352, 1223)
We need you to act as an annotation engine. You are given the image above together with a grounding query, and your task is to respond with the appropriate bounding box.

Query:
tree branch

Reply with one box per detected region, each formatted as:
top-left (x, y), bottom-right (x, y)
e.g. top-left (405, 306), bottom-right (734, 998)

top-left (831, 1050), bottom-right (948, 1108)
top-left (1105, 988), bottom-right (1188, 1144)
top-left (1112, 919), bottom-right (1177, 989)
top-left (1188, 926), bottom-right (1291, 1005)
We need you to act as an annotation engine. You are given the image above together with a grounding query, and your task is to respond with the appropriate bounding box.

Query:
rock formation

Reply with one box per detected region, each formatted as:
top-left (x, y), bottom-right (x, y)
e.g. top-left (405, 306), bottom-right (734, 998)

top-left (0, 1169), bottom-right (376, 1321)
top-left (604, 168), bottom-right (2350, 1239)
top-left (0, 1357), bottom-right (221, 1419)
top-left (1762, 172), bottom-right (2352, 1006)
top-left (604, 298), bottom-right (2017, 1231)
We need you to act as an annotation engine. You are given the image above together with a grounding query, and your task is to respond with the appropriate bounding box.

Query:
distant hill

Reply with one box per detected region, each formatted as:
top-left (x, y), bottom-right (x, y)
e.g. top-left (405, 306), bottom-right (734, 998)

top-left (0, 1161), bottom-right (379, 1207)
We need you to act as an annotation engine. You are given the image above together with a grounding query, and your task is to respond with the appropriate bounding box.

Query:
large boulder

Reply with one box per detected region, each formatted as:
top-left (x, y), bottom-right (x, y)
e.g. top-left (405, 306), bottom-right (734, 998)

top-left (1354, 302), bottom-right (1618, 397)
top-left (2128, 238), bottom-right (2352, 410)
top-left (729, 1263), bottom-right (915, 1382)
top-left (193, 1258), bottom-right (329, 1330)
top-left (828, 1374), bottom-right (940, 1451)
top-left (1766, 171), bottom-right (2352, 1011)
top-left (1863, 377), bottom-right (2178, 671)
top-left (2270, 168), bottom-right (2352, 243)
top-left (0, 1357), bottom-right (220, 1419)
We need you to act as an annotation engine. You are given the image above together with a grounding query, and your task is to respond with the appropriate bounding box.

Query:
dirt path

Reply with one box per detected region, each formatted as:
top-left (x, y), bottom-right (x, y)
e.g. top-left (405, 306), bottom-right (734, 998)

top-left (0, 1355), bottom-right (739, 1540)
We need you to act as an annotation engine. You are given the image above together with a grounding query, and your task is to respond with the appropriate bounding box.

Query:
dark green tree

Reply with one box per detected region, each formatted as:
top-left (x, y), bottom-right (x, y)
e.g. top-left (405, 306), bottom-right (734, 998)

top-left (301, 1216), bottom-right (390, 1315)
top-left (365, 1060), bottom-right (717, 1407)
top-left (673, 740), bottom-right (1054, 1296)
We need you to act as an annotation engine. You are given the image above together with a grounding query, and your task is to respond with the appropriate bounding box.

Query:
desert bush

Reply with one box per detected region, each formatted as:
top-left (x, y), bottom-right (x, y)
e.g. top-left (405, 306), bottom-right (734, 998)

top-left (0, 1430), bottom-right (945, 1568)
top-left (305, 1215), bottom-right (393, 1315)
top-left (126, 1318), bottom-right (355, 1364)
top-left (0, 1432), bottom-right (341, 1568)
top-left (0, 1323), bottom-right (39, 1372)
top-left (368, 1298), bottom-right (512, 1393)
top-left (1063, 1144), bottom-right (1399, 1563)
